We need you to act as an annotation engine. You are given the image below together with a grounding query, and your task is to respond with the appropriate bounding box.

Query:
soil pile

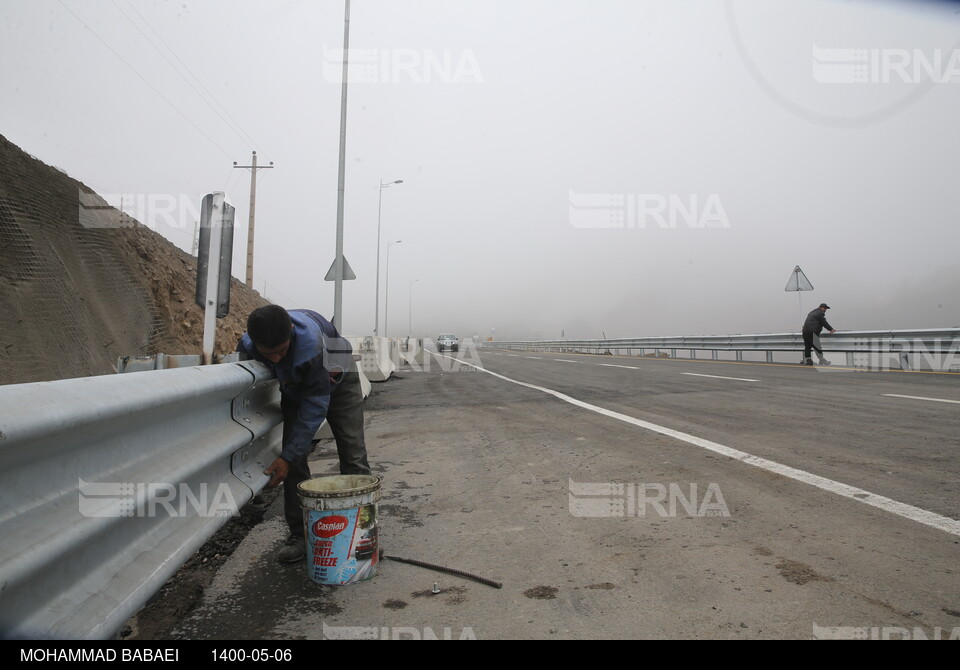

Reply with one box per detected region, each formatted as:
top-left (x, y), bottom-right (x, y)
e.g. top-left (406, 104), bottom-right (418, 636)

top-left (0, 133), bottom-right (269, 385)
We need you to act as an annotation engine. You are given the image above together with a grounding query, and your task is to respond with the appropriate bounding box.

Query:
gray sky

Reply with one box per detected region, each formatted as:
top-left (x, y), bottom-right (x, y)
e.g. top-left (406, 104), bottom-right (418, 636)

top-left (2, 0), bottom-right (959, 340)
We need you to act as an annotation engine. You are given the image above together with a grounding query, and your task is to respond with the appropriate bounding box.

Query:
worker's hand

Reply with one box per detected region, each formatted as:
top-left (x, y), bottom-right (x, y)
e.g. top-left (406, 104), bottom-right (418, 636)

top-left (264, 457), bottom-right (290, 488)
top-left (829, 329), bottom-right (837, 334)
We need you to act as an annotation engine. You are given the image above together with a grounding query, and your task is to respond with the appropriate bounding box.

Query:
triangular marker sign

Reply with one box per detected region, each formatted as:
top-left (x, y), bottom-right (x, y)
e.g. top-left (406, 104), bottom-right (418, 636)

top-left (324, 256), bottom-right (357, 281)
top-left (784, 265), bottom-right (814, 292)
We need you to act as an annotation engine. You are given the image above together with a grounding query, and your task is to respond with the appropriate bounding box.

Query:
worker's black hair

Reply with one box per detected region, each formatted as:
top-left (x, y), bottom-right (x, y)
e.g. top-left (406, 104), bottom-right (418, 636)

top-left (247, 305), bottom-right (292, 348)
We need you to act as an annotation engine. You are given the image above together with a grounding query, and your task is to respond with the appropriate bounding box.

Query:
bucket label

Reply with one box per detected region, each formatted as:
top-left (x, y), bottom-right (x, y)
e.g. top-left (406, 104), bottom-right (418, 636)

top-left (305, 504), bottom-right (378, 585)
top-left (313, 515), bottom-right (349, 539)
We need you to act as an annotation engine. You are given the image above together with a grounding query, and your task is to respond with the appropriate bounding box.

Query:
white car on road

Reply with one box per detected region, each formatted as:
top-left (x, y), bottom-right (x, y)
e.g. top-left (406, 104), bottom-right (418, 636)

top-left (437, 334), bottom-right (459, 352)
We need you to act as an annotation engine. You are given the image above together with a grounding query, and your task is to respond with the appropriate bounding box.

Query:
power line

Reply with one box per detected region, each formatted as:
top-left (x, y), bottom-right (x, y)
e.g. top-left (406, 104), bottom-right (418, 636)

top-left (219, 163), bottom-right (240, 196)
top-left (253, 274), bottom-right (301, 308)
top-left (114, 0), bottom-right (268, 159)
top-left (56, 0), bottom-right (233, 160)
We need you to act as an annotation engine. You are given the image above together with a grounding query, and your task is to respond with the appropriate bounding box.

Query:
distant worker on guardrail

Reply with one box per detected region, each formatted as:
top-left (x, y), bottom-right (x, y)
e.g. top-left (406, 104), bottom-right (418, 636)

top-left (238, 305), bottom-right (372, 564)
top-left (802, 303), bottom-right (837, 366)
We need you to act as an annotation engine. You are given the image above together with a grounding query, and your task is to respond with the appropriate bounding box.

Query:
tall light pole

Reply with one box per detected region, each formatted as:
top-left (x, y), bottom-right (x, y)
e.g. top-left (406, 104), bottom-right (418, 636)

top-left (375, 179), bottom-right (403, 335)
top-left (233, 151), bottom-right (274, 288)
top-left (331, 0), bottom-right (351, 332)
top-left (408, 278), bottom-right (420, 336)
top-left (384, 239), bottom-right (402, 338)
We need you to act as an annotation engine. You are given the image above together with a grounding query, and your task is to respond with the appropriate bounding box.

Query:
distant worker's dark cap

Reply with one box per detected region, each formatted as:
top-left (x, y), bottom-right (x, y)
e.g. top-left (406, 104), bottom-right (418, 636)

top-left (819, 303), bottom-right (831, 309)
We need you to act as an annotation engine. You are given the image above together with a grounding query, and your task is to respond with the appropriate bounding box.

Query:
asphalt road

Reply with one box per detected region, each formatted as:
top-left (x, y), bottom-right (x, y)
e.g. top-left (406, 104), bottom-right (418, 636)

top-left (157, 348), bottom-right (960, 640)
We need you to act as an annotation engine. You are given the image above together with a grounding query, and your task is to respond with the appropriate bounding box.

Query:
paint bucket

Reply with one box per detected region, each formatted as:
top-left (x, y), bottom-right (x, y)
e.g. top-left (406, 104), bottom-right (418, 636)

top-left (297, 474), bottom-right (382, 585)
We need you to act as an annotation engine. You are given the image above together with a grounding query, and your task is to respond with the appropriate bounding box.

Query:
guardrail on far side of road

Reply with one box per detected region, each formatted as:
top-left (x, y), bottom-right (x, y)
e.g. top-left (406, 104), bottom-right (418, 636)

top-left (485, 328), bottom-right (960, 371)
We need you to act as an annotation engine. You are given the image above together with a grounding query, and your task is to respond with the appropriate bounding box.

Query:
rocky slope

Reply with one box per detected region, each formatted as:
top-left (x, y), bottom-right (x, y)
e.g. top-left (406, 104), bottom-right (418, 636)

top-left (0, 133), bottom-right (269, 385)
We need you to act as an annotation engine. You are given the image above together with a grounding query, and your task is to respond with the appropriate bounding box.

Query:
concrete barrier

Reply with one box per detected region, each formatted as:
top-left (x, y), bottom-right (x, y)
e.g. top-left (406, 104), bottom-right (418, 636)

top-left (400, 337), bottom-right (423, 366)
top-left (389, 338), bottom-right (401, 370)
top-left (348, 336), bottom-right (396, 382)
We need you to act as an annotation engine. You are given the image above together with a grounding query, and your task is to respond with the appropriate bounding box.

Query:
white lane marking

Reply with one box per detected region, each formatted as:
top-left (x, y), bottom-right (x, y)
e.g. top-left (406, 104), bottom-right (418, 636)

top-left (600, 364), bottom-right (640, 370)
top-left (883, 394), bottom-right (960, 405)
top-left (683, 372), bottom-right (759, 382)
top-left (555, 359), bottom-right (579, 363)
top-left (439, 355), bottom-right (960, 538)
top-left (525, 356), bottom-right (543, 360)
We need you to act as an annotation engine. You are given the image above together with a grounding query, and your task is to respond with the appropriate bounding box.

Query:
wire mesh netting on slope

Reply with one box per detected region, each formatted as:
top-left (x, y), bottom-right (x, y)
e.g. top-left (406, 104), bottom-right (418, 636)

top-left (0, 134), bottom-right (269, 385)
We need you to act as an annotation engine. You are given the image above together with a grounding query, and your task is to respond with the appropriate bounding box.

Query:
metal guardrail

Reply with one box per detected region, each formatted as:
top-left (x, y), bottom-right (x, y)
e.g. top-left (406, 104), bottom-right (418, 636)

top-left (0, 361), bottom-right (282, 640)
top-left (485, 328), bottom-right (960, 370)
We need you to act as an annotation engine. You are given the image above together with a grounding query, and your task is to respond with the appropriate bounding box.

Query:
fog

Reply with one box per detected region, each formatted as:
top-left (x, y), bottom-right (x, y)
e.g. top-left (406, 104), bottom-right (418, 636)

top-left (2, 0), bottom-right (958, 340)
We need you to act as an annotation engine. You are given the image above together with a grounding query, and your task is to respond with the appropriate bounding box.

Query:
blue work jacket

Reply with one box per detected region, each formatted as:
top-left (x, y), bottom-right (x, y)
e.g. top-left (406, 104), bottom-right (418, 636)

top-left (238, 310), bottom-right (354, 463)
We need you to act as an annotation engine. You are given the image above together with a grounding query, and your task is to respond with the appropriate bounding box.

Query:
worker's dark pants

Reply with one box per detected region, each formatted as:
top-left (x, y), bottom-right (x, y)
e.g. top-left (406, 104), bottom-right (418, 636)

top-left (282, 370), bottom-right (371, 537)
top-left (802, 330), bottom-right (824, 360)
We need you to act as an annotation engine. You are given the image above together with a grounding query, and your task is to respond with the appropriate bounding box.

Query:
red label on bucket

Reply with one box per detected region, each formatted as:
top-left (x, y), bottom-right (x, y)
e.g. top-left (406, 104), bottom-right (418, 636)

top-left (313, 515), bottom-right (349, 539)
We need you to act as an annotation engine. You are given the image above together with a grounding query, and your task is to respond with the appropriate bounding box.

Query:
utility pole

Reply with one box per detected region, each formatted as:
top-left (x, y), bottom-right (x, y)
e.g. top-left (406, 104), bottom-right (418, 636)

top-left (233, 151), bottom-right (274, 289)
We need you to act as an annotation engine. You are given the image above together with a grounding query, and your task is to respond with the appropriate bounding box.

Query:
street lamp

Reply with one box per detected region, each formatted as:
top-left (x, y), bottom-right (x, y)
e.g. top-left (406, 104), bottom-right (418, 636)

top-left (384, 240), bottom-right (403, 338)
top-left (375, 179), bottom-right (403, 335)
top-left (408, 279), bottom-right (420, 336)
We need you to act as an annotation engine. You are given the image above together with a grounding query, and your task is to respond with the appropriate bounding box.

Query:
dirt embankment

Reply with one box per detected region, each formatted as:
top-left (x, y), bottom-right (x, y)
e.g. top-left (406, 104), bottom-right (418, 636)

top-left (0, 133), bottom-right (269, 385)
